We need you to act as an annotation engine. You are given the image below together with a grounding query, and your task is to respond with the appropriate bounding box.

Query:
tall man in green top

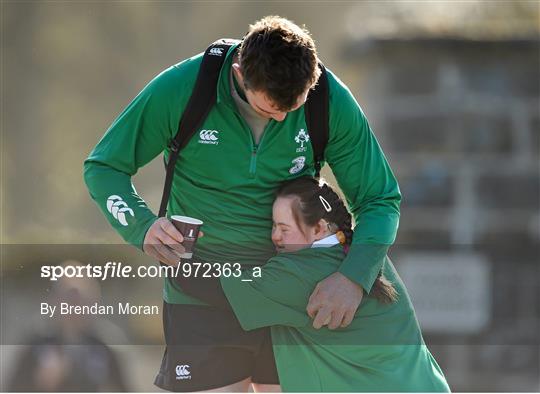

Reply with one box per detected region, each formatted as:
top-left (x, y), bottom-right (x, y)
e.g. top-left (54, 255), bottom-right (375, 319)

top-left (84, 16), bottom-right (401, 392)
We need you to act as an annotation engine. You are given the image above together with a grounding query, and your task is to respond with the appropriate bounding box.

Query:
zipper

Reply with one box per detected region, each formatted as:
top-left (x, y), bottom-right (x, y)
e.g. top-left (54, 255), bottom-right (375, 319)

top-left (248, 120), bottom-right (273, 177)
top-left (249, 145), bottom-right (258, 174)
top-left (233, 113), bottom-right (257, 174)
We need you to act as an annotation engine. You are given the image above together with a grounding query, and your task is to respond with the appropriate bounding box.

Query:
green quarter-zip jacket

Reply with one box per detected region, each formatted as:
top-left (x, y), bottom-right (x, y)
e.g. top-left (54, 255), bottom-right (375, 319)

top-left (84, 43), bottom-right (401, 303)
top-left (220, 246), bottom-right (450, 392)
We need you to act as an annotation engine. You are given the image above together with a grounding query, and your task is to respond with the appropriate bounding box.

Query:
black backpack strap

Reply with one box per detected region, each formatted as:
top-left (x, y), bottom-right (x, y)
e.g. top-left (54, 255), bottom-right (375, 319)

top-left (158, 39), bottom-right (240, 217)
top-left (304, 63), bottom-right (329, 179)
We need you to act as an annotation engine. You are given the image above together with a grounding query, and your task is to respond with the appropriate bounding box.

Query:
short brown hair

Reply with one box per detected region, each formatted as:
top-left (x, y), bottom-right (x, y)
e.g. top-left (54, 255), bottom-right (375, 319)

top-left (238, 16), bottom-right (321, 111)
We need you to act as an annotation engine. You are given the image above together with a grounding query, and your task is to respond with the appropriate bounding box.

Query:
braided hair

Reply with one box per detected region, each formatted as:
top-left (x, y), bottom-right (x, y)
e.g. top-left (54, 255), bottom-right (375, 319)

top-left (277, 177), bottom-right (398, 304)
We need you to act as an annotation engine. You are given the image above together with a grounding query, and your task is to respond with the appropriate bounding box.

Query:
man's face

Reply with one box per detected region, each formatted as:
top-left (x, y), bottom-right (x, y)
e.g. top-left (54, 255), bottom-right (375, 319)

top-left (233, 62), bottom-right (309, 122)
top-left (244, 88), bottom-right (309, 122)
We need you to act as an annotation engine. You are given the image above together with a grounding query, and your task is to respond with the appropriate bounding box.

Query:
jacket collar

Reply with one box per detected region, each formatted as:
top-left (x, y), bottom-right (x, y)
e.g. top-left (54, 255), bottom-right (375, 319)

top-left (216, 42), bottom-right (242, 110)
top-left (311, 234), bottom-right (340, 248)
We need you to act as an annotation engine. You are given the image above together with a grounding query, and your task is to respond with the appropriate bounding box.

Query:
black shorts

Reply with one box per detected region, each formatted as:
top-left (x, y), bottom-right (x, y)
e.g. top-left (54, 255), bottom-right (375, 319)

top-left (154, 302), bottom-right (279, 392)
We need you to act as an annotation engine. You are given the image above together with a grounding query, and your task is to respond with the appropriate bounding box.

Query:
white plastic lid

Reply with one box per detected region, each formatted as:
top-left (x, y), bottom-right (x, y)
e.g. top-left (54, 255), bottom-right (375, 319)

top-left (170, 215), bottom-right (203, 225)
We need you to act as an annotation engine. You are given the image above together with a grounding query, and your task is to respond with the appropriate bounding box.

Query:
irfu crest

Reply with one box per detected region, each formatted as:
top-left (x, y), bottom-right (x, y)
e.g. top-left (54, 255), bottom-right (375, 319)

top-left (294, 129), bottom-right (310, 153)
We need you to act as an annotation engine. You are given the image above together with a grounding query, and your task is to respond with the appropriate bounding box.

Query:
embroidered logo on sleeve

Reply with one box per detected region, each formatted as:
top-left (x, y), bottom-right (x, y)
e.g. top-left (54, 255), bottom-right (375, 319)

top-left (106, 195), bottom-right (134, 227)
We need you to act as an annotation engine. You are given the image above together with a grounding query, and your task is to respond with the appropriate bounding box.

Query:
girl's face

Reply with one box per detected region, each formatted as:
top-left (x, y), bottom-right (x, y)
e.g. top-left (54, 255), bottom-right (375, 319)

top-left (271, 196), bottom-right (328, 253)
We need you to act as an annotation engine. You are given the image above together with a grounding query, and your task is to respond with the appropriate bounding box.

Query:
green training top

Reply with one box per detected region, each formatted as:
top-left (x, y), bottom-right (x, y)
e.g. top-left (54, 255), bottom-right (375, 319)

top-left (221, 246), bottom-right (450, 392)
top-left (84, 43), bottom-right (401, 304)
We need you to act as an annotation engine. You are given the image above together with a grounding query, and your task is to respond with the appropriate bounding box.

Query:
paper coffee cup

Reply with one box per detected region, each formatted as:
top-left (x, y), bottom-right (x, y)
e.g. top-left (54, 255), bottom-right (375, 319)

top-left (170, 215), bottom-right (203, 259)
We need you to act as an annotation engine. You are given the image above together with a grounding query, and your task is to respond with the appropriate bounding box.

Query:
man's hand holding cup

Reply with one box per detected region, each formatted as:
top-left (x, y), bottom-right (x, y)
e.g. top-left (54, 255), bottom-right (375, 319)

top-left (143, 216), bottom-right (203, 265)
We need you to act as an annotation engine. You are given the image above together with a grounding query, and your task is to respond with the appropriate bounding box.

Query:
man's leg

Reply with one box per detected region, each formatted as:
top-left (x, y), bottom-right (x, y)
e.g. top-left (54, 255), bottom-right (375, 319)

top-left (202, 377), bottom-right (252, 392)
top-left (251, 383), bottom-right (282, 392)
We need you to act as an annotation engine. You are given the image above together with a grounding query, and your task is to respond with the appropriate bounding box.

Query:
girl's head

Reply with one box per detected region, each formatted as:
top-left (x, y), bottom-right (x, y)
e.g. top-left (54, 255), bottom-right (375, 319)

top-left (272, 176), bottom-right (398, 304)
top-left (271, 177), bottom-right (352, 253)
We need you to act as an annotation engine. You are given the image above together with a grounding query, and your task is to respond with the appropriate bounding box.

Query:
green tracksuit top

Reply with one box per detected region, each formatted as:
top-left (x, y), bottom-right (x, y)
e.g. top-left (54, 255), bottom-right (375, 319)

top-left (221, 246), bottom-right (450, 392)
top-left (83, 43), bottom-right (401, 304)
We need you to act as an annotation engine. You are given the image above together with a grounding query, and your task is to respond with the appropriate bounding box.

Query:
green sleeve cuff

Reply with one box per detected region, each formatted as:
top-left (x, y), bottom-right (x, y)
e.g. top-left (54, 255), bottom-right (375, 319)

top-left (338, 243), bottom-right (390, 293)
top-left (133, 215), bottom-right (159, 250)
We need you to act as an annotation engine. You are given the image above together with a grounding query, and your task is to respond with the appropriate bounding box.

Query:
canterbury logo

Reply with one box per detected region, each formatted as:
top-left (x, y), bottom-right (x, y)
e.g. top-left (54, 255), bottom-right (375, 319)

top-left (208, 48), bottom-right (224, 56)
top-left (106, 195), bottom-right (134, 227)
top-left (176, 364), bottom-right (191, 380)
top-left (198, 129), bottom-right (219, 145)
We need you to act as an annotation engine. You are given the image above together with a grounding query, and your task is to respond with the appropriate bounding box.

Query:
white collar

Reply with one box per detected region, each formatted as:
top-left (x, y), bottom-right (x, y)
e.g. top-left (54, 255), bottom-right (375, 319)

top-left (311, 234), bottom-right (340, 248)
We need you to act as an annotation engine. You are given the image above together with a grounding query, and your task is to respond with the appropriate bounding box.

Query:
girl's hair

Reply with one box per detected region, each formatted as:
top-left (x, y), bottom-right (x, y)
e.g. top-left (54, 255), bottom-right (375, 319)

top-left (276, 177), bottom-right (398, 304)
